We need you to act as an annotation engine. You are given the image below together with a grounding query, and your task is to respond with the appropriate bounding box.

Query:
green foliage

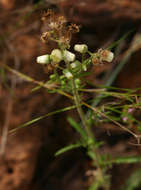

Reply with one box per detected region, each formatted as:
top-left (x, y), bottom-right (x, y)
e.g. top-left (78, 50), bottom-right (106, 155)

top-left (112, 156), bottom-right (141, 164)
top-left (9, 105), bottom-right (76, 134)
top-left (67, 117), bottom-right (88, 141)
top-left (55, 143), bottom-right (82, 156)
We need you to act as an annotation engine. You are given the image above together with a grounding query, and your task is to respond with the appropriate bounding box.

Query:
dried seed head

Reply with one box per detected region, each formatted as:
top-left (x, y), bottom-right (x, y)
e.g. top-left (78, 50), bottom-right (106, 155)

top-left (41, 32), bottom-right (51, 43)
top-left (41, 9), bottom-right (54, 22)
top-left (68, 24), bottom-right (80, 33)
top-left (40, 10), bottom-right (79, 47)
top-left (92, 57), bottom-right (100, 65)
top-left (43, 62), bottom-right (58, 73)
top-left (60, 37), bottom-right (70, 44)
top-left (58, 15), bottom-right (67, 26)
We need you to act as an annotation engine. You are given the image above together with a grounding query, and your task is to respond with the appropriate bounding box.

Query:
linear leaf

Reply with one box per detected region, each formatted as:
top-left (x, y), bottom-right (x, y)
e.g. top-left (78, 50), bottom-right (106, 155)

top-left (67, 117), bottom-right (88, 140)
top-left (9, 105), bottom-right (76, 134)
top-left (55, 143), bottom-right (82, 156)
top-left (106, 156), bottom-right (141, 165)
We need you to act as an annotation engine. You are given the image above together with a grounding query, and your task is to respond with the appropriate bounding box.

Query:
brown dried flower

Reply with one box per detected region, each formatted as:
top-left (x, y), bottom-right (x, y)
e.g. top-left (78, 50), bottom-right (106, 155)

top-left (41, 32), bottom-right (51, 43)
top-left (41, 9), bottom-right (54, 22)
top-left (40, 10), bottom-right (79, 46)
top-left (43, 62), bottom-right (58, 74)
top-left (68, 23), bottom-right (80, 33)
top-left (92, 57), bottom-right (100, 65)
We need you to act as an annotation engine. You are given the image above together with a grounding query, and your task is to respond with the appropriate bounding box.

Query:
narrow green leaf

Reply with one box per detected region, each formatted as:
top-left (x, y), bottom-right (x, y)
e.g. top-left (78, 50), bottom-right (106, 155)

top-left (78, 71), bottom-right (92, 77)
top-left (67, 117), bottom-right (88, 140)
top-left (113, 156), bottom-right (141, 164)
top-left (55, 143), bottom-right (81, 156)
top-left (107, 28), bottom-right (135, 50)
top-left (9, 105), bottom-right (76, 134)
top-left (105, 156), bottom-right (141, 165)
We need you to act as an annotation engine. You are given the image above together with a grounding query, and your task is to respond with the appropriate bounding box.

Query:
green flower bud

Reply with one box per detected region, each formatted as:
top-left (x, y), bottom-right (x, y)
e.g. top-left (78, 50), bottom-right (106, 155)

top-left (61, 80), bottom-right (66, 85)
top-left (50, 74), bottom-right (56, 80)
top-left (75, 78), bottom-right (81, 85)
top-left (60, 75), bottom-right (65, 80)
top-left (75, 78), bottom-right (81, 88)
top-left (82, 64), bottom-right (87, 71)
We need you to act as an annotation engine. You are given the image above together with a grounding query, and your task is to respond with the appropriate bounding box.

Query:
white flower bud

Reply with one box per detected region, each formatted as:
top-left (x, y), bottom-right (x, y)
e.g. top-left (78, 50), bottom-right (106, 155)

top-left (63, 50), bottom-right (75, 62)
top-left (74, 44), bottom-right (88, 53)
top-left (100, 50), bottom-right (114, 62)
top-left (50, 49), bottom-right (63, 63)
top-left (36, 54), bottom-right (50, 64)
top-left (65, 72), bottom-right (73, 79)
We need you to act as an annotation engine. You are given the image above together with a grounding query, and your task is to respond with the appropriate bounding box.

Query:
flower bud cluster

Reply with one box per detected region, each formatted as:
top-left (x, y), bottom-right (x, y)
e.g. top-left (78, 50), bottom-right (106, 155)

top-left (36, 49), bottom-right (76, 65)
top-left (36, 44), bottom-right (114, 92)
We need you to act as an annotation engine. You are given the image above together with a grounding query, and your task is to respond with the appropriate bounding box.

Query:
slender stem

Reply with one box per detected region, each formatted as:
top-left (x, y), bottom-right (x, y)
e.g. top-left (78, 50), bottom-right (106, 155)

top-left (71, 77), bottom-right (108, 189)
top-left (71, 78), bottom-right (93, 138)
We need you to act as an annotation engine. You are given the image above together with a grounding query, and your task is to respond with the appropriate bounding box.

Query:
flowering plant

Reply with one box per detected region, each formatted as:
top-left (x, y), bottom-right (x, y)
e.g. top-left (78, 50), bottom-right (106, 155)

top-left (36, 10), bottom-right (115, 189)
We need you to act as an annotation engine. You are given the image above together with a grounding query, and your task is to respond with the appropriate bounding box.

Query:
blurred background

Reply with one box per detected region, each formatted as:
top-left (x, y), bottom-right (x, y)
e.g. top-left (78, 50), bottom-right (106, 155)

top-left (0, 0), bottom-right (141, 190)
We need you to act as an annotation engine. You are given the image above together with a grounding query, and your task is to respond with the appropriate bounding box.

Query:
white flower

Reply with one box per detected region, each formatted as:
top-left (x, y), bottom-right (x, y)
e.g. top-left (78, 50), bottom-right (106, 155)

top-left (74, 44), bottom-right (88, 53)
top-left (36, 54), bottom-right (50, 64)
top-left (50, 49), bottom-right (63, 63)
top-left (63, 50), bottom-right (75, 62)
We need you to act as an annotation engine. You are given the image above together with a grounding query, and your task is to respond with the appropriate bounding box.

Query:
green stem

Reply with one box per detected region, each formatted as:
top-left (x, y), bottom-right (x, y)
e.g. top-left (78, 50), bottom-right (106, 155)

top-left (71, 78), bottom-right (92, 138)
top-left (71, 77), bottom-right (108, 189)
